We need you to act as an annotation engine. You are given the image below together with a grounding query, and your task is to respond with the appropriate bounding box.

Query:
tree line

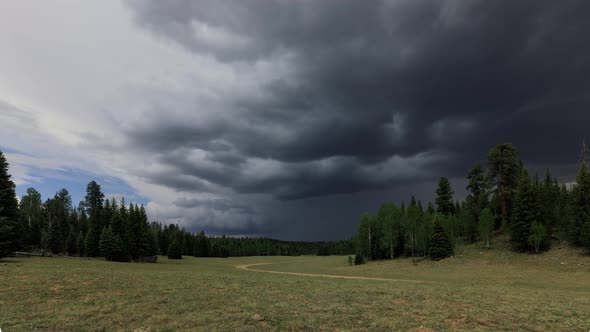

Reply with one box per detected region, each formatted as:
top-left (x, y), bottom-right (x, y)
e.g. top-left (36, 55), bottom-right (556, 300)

top-left (0, 150), bottom-right (353, 261)
top-left (355, 143), bottom-right (590, 262)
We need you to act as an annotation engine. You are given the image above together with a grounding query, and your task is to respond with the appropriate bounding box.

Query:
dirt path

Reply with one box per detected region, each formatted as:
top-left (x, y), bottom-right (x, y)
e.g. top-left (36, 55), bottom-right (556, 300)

top-left (235, 262), bottom-right (424, 282)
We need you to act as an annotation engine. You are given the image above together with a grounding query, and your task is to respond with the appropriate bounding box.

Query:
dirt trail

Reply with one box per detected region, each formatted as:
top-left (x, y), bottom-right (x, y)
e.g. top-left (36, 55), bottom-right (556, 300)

top-left (235, 262), bottom-right (424, 282)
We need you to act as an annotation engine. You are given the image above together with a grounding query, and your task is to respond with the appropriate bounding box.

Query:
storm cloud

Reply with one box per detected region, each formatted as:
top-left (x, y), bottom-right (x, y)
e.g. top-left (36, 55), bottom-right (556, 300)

top-left (2, 0), bottom-right (590, 239)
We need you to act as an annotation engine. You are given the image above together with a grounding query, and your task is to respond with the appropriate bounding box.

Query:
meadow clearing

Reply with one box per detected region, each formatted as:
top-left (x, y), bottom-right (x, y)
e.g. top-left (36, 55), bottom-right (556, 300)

top-left (1, 242), bottom-right (589, 332)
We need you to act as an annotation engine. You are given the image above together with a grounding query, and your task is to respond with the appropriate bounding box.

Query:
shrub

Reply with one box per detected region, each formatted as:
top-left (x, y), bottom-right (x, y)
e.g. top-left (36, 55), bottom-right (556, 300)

top-left (354, 254), bottom-right (365, 265)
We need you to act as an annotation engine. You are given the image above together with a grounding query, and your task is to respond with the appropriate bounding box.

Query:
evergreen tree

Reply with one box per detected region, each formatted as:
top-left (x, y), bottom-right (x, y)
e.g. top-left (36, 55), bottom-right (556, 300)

top-left (48, 215), bottom-right (64, 254)
top-left (194, 231), bottom-right (210, 257)
top-left (478, 208), bottom-right (494, 249)
top-left (540, 169), bottom-right (559, 232)
top-left (435, 177), bottom-right (454, 215)
top-left (569, 162), bottom-right (590, 245)
top-left (84, 181), bottom-right (104, 257)
top-left (0, 151), bottom-right (20, 258)
top-left (167, 239), bottom-right (182, 259)
top-left (580, 222), bottom-right (590, 254)
top-left (19, 188), bottom-right (43, 248)
top-left (427, 202), bottom-right (435, 214)
top-left (76, 231), bottom-right (85, 257)
top-left (511, 169), bottom-right (536, 252)
top-left (487, 144), bottom-right (520, 221)
top-left (84, 227), bottom-right (99, 257)
top-left (66, 229), bottom-right (77, 255)
top-left (429, 217), bottom-right (453, 260)
top-left (99, 226), bottom-right (128, 261)
top-left (464, 163), bottom-right (489, 242)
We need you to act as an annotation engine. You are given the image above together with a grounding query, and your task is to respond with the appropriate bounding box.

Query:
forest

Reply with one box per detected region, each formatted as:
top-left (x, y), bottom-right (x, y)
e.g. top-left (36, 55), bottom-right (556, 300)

top-left (354, 143), bottom-right (590, 262)
top-left (2, 142), bottom-right (590, 263)
top-left (0, 151), bottom-right (353, 261)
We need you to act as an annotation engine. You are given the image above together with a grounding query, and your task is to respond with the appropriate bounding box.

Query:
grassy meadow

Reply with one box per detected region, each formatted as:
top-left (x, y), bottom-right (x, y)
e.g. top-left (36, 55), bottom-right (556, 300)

top-left (1, 243), bottom-right (589, 331)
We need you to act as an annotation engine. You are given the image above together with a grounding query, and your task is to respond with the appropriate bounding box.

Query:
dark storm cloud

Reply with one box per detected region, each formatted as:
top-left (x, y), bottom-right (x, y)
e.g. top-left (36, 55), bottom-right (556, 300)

top-left (124, 0), bottom-right (590, 201)
top-left (173, 197), bottom-right (255, 214)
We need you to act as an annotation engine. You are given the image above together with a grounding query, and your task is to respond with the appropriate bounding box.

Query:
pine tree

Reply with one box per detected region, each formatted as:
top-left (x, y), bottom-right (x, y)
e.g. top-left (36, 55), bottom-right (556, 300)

top-left (194, 231), bottom-right (210, 257)
top-left (435, 177), bottom-right (454, 215)
top-left (84, 227), bottom-right (99, 257)
top-left (487, 144), bottom-right (519, 221)
top-left (66, 229), bottom-right (77, 255)
top-left (48, 215), bottom-right (64, 254)
top-left (84, 181), bottom-right (104, 257)
top-left (464, 163), bottom-right (489, 242)
top-left (76, 231), bottom-right (85, 257)
top-left (569, 162), bottom-right (590, 245)
top-left (511, 169), bottom-right (536, 252)
top-left (99, 226), bottom-right (128, 262)
top-left (580, 222), bottom-right (590, 254)
top-left (540, 169), bottom-right (559, 233)
top-left (19, 188), bottom-right (43, 248)
top-left (0, 151), bottom-right (20, 258)
top-left (167, 239), bottom-right (182, 259)
top-left (429, 217), bottom-right (453, 260)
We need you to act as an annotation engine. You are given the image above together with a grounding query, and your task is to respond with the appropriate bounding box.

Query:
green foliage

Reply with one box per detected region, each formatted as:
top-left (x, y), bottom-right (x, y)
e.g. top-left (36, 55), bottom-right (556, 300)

top-left (76, 231), bottom-right (85, 257)
top-left (193, 231), bottom-right (210, 257)
top-left (0, 151), bottom-right (20, 258)
top-left (429, 217), bottom-right (453, 260)
top-left (478, 208), bottom-right (494, 249)
top-left (48, 217), bottom-right (64, 254)
top-left (19, 187), bottom-right (43, 248)
top-left (464, 163), bottom-right (489, 242)
top-left (569, 162), bottom-right (590, 245)
top-left (528, 222), bottom-right (547, 253)
top-left (66, 230), bottom-right (77, 256)
top-left (348, 255), bottom-right (353, 266)
top-left (99, 226), bottom-right (129, 262)
top-left (167, 240), bottom-right (183, 259)
top-left (354, 253), bottom-right (365, 265)
top-left (511, 169), bottom-right (536, 252)
top-left (435, 177), bottom-right (454, 215)
top-left (581, 222), bottom-right (590, 254)
top-left (487, 144), bottom-right (520, 220)
top-left (84, 227), bottom-right (100, 257)
top-left (317, 245), bottom-right (330, 256)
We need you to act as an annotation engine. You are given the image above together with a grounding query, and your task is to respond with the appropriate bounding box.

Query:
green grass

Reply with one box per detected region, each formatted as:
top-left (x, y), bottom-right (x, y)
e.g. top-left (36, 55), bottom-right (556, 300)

top-left (1, 243), bottom-right (589, 331)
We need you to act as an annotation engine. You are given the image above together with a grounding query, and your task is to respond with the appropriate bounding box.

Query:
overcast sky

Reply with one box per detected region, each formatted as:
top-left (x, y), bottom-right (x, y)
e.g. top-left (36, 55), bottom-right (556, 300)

top-left (1, 1), bottom-right (589, 240)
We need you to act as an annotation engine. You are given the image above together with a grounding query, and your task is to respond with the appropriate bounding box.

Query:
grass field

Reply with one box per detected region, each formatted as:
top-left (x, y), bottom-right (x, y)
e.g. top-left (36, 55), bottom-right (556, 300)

top-left (1, 243), bottom-right (589, 331)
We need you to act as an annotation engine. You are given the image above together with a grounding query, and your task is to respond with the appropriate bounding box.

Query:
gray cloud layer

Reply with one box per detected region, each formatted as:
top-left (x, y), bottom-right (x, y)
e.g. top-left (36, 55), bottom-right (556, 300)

top-left (124, 0), bottom-right (590, 199)
top-left (3, 1), bottom-right (589, 240)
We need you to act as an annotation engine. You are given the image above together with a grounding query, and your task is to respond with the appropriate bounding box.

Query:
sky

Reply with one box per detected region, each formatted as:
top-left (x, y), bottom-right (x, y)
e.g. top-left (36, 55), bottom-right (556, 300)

top-left (1, 0), bottom-right (589, 240)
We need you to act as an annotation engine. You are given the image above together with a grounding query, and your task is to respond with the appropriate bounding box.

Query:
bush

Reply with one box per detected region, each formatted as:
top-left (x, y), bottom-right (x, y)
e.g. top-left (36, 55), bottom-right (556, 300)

top-left (167, 240), bottom-right (182, 259)
top-left (354, 254), bottom-right (365, 265)
top-left (348, 256), bottom-right (353, 266)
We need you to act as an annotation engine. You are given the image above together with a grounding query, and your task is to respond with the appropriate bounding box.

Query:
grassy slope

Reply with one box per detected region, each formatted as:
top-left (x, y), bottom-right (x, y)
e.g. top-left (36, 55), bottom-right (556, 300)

top-left (1, 243), bottom-right (589, 332)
